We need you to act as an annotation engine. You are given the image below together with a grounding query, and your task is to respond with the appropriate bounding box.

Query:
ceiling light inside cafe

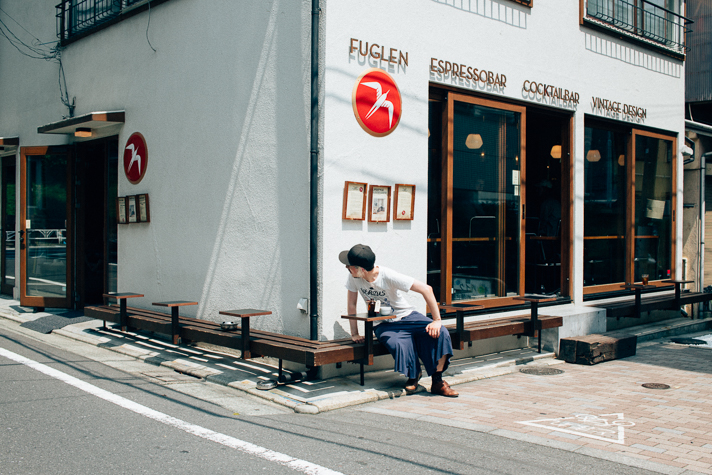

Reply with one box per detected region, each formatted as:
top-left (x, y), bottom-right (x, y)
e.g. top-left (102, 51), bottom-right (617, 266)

top-left (550, 145), bottom-right (561, 159)
top-left (586, 149), bottom-right (601, 162)
top-left (465, 134), bottom-right (483, 150)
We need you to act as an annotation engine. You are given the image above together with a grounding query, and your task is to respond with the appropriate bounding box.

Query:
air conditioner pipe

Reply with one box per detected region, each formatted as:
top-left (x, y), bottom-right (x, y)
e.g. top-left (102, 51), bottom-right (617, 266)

top-left (700, 152), bottom-right (712, 295)
top-left (309, 0), bottom-right (320, 341)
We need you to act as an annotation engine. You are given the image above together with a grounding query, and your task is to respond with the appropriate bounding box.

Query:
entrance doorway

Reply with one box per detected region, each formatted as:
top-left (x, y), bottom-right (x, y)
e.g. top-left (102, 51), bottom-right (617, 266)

top-left (19, 139), bottom-right (118, 309)
top-left (1, 156), bottom-right (16, 296)
top-left (75, 138), bottom-right (118, 307)
top-left (20, 146), bottom-right (72, 308)
top-left (524, 109), bottom-right (571, 295)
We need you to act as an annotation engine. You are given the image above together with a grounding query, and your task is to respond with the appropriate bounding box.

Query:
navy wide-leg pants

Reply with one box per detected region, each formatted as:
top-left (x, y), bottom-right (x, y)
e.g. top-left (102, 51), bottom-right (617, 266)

top-left (374, 311), bottom-right (454, 379)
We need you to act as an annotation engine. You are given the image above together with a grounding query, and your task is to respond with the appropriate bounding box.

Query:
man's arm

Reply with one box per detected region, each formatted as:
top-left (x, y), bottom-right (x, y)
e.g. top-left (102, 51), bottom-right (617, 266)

top-left (410, 280), bottom-right (442, 338)
top-left (347, 290), bottom-right (364, 343)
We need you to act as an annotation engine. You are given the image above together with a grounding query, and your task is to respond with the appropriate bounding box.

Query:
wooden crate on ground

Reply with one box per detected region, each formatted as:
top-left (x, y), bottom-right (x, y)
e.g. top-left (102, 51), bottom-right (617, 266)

top-left (559, 334), bottom-right (637, 365)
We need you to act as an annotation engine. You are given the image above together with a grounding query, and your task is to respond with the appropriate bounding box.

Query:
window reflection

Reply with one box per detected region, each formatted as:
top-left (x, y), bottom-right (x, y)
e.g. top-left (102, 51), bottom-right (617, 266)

top-left (634, 135), bottom-right (672, 281)
top-left (584, 126), bottom-right (627, 286)
top-left (451, 101), bottom-right (520, 300)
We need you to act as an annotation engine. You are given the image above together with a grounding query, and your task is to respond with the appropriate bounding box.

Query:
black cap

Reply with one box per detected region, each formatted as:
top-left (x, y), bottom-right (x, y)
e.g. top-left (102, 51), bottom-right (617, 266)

top-left (339, 244), bottom-right (375, 271)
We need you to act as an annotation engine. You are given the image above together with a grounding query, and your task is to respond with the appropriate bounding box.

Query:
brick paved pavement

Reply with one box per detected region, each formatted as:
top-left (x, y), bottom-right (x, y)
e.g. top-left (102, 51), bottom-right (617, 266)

top-left (361, 339), bottom-right (712, 474)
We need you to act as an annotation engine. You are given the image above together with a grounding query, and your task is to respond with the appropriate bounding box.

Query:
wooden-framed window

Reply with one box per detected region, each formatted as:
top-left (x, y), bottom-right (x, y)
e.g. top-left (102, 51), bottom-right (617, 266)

top-left (583, 118), bottom-right (676, 294)
top-left (428, 86), bottom-right (573, 308)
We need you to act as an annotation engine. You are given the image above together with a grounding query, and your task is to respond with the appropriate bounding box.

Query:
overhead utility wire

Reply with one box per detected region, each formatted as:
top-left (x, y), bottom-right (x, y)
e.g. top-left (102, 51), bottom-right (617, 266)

top-left (0, 8), bottom-right (74, 117)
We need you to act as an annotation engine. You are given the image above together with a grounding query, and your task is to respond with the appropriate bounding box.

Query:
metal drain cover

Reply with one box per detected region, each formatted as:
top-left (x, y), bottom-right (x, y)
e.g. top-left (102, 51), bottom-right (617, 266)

top-left (520, 367), bottom-right (564, 376)
top-left (642, 383), bottom-right (670, 390)
top-left (671, 338), bottom-right (707, 345)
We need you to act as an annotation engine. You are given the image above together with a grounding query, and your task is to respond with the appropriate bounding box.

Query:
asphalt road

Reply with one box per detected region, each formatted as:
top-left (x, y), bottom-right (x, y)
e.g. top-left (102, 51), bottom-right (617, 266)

top-left (0, 320), bottom-right (654, 474)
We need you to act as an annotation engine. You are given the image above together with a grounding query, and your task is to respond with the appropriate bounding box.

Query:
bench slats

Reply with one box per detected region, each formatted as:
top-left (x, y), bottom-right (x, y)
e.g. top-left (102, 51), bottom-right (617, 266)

top-left (84, 304), bottom-right (563, 370)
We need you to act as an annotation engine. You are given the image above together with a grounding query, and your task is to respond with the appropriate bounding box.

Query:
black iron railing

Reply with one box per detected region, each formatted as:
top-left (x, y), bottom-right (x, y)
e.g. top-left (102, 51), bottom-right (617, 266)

top-left (586, 0), bottom-right (692, 54)
top-left (56, 0), bottom-right (145, 41)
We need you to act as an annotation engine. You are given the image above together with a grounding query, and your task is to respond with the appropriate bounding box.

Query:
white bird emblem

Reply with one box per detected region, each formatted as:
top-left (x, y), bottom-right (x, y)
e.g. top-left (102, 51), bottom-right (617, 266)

top-left (362, 81), bottom-right (394, 128)
top-left (126, 143), bottom-right (141, 175)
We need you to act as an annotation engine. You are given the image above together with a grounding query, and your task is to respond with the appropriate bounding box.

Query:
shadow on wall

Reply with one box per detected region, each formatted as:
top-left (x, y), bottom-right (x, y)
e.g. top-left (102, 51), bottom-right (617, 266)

top-left (333, 322), bottom-right (351, 341)
top-left (196, 0), bottom-right (310, 338)
top-left (584, 32), bottom-right (682, 78)
top-left (431, 0), bottom-right (528, 29)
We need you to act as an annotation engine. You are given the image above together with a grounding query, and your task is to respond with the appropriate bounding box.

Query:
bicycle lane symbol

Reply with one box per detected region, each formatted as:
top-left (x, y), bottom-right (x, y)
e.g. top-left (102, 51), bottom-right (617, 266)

top-left (516, 413), bottom-right (635, 444)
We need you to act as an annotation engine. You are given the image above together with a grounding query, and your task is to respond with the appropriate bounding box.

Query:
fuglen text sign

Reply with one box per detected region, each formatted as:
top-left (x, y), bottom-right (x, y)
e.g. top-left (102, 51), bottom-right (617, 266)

top-left (350, 38), bottom-right (408, 67)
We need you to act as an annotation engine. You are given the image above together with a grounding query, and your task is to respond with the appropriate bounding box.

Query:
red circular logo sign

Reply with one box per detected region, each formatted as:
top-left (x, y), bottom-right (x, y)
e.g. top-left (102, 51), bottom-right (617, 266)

top-left (123, 132), bottom-right (148, 184)
top-left (352, 68), bottom-right (402, 137)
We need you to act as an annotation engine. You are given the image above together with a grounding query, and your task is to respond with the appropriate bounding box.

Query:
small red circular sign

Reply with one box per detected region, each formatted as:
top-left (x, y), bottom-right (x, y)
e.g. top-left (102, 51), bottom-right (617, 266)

top-left (352, 68), bottom-right (402, 137)
top-left (123, 132), bottom-right (148, 184)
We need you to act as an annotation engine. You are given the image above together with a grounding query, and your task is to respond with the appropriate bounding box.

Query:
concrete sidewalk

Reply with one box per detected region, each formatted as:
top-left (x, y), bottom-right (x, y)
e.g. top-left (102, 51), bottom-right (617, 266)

top-left (361, 329), bottom-right (712, 475)
top-left (1, 296), bottom-right (711, 418)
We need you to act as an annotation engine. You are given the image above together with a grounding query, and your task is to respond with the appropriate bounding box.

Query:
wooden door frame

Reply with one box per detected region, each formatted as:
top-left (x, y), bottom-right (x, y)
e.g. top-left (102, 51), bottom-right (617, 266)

top-left (631, 128), bottom-right (677, 283)
top-left (559, 114), bottom-right (574, 297)
top-left (19, 146), bottom-right (73, 308)
top-left (440, 93), bottom-right (527, 305)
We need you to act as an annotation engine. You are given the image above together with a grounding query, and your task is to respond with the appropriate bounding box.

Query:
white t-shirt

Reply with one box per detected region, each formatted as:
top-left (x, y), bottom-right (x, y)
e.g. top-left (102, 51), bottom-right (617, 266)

top-left (345, 266), bottom-right (416, 321)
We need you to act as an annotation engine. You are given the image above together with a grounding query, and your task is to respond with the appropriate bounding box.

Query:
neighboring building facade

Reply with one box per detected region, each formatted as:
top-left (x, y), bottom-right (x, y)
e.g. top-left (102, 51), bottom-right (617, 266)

top-left (0, 1), bottom-right (692, 351)
top-left (684, 1), bottom-right (712, 303)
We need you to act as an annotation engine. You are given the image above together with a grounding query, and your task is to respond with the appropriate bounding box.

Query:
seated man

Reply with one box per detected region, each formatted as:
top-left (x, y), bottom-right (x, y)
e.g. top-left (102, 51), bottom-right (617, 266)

top-left (340, 244), bottom-right (458, 397)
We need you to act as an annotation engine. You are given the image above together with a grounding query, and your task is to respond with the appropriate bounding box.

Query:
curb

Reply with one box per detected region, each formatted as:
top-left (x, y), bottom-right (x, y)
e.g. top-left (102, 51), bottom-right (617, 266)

top-left (44, 317), bottom-right (558, 414)
top-left (17, 310), bottom-right (705, 416)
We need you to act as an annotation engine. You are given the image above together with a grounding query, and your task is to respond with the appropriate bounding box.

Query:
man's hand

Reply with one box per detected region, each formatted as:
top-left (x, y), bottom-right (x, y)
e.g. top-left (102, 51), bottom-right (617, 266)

top-left (425, 320), bottom-right (442, 338)
top-left (352, 334), bottom-right (365, 344)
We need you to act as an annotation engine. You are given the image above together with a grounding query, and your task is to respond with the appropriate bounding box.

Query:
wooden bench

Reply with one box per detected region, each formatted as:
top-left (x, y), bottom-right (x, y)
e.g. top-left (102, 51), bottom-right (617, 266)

top-left (84, 301), bottom-right (563, 386)
top-left (593, 280), bottom-right (712, 319)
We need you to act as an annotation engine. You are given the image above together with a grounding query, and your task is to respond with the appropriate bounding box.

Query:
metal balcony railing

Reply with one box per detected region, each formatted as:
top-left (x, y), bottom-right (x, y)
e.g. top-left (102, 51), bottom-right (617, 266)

top-left (56, 0), bottom-right (145, 41)
top-left (586, 0), bottom-right (693, 54)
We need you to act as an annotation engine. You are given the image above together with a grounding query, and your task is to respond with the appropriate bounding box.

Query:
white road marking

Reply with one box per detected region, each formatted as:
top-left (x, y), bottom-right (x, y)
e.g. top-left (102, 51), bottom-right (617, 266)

top-left (517, 413), bottom-right (635, 444)
top-left (0, 347), bottom-right (343, 475)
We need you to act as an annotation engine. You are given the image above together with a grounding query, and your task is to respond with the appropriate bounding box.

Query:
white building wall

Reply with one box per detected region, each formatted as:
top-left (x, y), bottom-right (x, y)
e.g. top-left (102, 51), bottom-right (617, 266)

top-left (0, 0), bottom-right (316, 337)
top-left (321, 0), bottom-right (686, 339)
top-left (0, 0), bottom-right (687, 345)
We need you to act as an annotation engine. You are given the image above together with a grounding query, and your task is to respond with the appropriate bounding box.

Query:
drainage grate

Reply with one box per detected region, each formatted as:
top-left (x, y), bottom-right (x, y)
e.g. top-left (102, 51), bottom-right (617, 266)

top-left (642, 383), bottom-right (670, 390)
top-left (670, 338), bottom-right (707, 345)
top-left (520, 367), bottom-right (564, 376)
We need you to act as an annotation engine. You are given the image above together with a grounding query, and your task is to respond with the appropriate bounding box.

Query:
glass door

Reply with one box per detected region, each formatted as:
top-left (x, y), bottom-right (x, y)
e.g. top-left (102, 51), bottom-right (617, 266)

top-left (583, 125), bottom-right (629, 288)
top-left (1, 156), bottom-right (16, 295)
top-left (632, 130), bottom-right (674, 283)
top-left (20, 147), bottom-right (72, 308)
top-left (439, 93), bottom-right (526, 304)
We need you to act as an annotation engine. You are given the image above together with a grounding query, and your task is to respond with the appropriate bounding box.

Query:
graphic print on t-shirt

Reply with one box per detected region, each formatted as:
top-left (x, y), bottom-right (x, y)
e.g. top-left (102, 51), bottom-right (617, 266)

top-left (359, 287), bottom-right (390, 308)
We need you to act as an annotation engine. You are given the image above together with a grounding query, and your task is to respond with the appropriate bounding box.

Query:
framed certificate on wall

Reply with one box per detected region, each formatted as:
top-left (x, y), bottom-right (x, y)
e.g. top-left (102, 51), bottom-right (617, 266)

top-left (342, 181), bottom-right (367, 220)
top-left (127, 195), bottom-right (138, 223)
top-left (368, 185), bottom-right (391, 222)
top-left (394, 184), bottom-right (415, 220)
top-left (137, 193), bottom-right (150, 222)
top-left (116, 197), bottom-right (127, 224)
